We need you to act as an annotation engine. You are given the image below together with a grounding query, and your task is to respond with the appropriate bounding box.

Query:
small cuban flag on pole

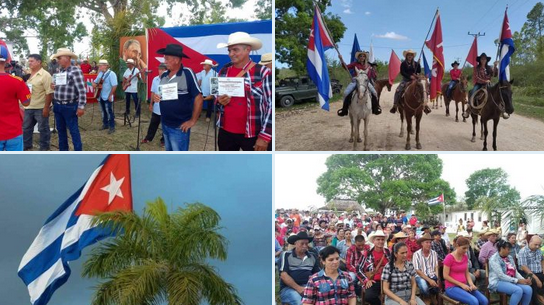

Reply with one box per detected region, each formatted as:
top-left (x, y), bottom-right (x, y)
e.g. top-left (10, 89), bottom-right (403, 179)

top-left (18, 155), bottom-right (133, 305)
top-left (427, 193), bottom-right (444, 206)
top-left (498, 6), bottom-right (515, 82)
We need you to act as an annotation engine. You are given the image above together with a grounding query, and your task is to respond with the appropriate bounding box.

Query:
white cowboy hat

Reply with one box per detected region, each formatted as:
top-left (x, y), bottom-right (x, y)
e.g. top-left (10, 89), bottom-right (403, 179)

top-left (217, 32), bottom-right (262, 50)
top-left (126, 58), bottom-right (135, 64)
top-left (403, 49), bottom-right (417, 58)
top-left (368, 230), bottom-right (387, 244)
top-left (200, 59), bottom-right (218, 67)
top-left (98, 59), bottom-right (109, 65)
top-left (259, 53), bottom-right (273, 65)
top-left (354, 50), bottom-right (369, 59)
top-left (52, 48), bottom-right (78, 60)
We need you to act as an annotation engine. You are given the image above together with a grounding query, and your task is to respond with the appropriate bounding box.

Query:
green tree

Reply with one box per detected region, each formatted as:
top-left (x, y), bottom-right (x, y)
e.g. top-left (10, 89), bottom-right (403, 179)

top-left (316, 155), bottom-right (456, 214)
top-left (464, 168), bottom-right (521, 210)
top-left (275, 0), bottom-right (346, 75)
top-left (83, 197), bottom-right (243, 305)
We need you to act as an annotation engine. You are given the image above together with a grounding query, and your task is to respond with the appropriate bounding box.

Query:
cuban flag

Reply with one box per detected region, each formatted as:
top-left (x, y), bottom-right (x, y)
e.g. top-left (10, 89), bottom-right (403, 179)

top-left (422, 51), bottom-right (432, 81)
top-left (427, 193), bottom-right (444, 206)
top-left (498, 9), bottom-right (515, 82)
top-left (18, 155), bottom-right (133, 305)
top-left (307, 5), bottom-right (334, 111)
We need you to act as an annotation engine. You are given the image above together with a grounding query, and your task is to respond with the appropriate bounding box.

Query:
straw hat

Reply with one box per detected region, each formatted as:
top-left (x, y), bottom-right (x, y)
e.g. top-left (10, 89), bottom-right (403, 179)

top-left (368, 230), bottom-right (387, 244)
top-left (52, 48), bottom-right (78, 60)
top-left (355, 50), bottom-right (369, 60)
top-left (200, 59), bottom-right (218, 67)
top-left (478, 229), bottom-right (489, 236)
top-left (98, 59), bottom-right (109, 65)
top-left (484, 229), bottom-right (499, 236)
top-left (392, 232), bottom-right (408, 242)
top-left (403, 49), bottom-right (417, 58)
top-left (126, 58), bottom-right (135, 65)
top-left (259, 53), bottom-right (273, 65)
top-left (417, 233), bottom-right (433, 245)
top-left (216, 32), bottom-right (262, 50)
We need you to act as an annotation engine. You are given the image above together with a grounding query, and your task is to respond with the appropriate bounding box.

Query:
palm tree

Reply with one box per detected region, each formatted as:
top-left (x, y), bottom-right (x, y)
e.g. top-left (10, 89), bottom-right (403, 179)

top-left (82, 197), bottom-right (243, 305)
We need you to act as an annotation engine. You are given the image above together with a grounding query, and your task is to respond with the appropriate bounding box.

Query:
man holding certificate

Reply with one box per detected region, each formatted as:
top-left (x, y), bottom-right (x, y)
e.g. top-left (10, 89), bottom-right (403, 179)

top-left (216, 32), bottom-right (272, 151)
top-left (152, 44), bottom-right (203, 151)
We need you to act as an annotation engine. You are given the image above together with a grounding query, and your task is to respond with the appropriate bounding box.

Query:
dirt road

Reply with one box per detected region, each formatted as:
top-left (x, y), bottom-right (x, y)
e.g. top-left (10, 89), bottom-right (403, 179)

top-left (275, 84), bottom-right (544, 151)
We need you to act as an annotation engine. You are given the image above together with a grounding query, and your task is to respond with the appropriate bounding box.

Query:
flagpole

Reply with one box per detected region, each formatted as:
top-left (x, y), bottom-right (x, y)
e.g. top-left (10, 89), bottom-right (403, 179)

top-left (442, 193), bottom-right (446, 226)
top-left (314, 4), bottom-right (352, 79)
top-left (418, 8), bottom-right (439, 63)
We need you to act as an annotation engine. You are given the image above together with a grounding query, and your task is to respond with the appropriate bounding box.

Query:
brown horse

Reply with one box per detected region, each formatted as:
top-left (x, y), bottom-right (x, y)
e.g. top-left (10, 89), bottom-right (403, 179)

top-left (469, 80), bottom-right (514, 151)
top-left (441, 75), bottom-right (469, 122)
top-left (374, 78), bottom-right (392, 100)
top-left (398, 76), bottom-right (428, 150)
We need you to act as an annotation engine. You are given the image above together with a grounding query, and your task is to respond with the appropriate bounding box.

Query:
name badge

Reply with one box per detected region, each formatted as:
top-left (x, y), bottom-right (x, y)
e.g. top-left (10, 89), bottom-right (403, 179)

top-left (159, 83), bottom-right (178, 101)
top-left (27, 83), bottom-right (33, 93)
top-left (55, 72), bottom-right (67, 86)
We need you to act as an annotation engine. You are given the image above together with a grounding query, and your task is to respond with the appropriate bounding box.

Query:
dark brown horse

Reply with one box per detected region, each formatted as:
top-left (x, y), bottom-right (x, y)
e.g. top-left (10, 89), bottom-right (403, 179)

top-left (374, 78), bottom-right (392, 100)
top-left (398, 76), bottom-right (428, 150)
top-left (441, 75), bottom-right (469, 122)
top-left (469, 80), bottom-right (514, 151)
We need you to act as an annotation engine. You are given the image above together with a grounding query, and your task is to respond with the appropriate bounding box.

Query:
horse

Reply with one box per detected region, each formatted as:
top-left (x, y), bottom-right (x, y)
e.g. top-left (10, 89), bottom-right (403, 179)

top-left (374, 78), bottom-right (392, 100)
top-left (397, 76), bottom-right (428, 150)
top-left (469, 80), bottom-right (514, 151)
top-left (348, 68), bottom-right (372, 150)
top-left (441, 75), bottom-right (469, 122)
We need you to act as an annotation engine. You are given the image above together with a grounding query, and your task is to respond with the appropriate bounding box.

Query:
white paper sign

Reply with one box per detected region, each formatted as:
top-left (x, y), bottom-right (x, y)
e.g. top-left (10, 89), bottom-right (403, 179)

top-left (55, 72), bottom-right (67, 86)
top-left (212, 77), bottom-right (245, 97)
top-left (159, 83), bottom-right (178, 101)
top-left (27, 84), bottom-right (33, 93)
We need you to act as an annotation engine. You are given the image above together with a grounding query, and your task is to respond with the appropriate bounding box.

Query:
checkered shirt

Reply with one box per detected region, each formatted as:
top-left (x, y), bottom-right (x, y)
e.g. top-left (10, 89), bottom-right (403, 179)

top-left (381, 261), bottom-right (416, 292)
top-left (53, 65), bottom-right (86, 109)
top-left (517, 247), bottom-right (543, 273)
top-left (302, 270), bottom-right (355, 304)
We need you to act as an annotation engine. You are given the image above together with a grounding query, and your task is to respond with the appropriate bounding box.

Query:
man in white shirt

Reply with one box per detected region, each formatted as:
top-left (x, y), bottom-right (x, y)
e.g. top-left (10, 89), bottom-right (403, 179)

top-left (123, 58), bottom-right (140, 118)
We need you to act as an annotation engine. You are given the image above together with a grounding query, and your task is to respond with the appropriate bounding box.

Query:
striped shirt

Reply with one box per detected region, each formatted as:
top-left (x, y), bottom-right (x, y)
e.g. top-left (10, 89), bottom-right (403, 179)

top-left (278, 250), bottom-right (320, 290)
top-left (302, 270), bottom-right (355, 304)
top-left (53, 65), bottom-right (86, 109)
top-left (412, 249), bottom-right (438, 278)
top-left (517, 247), bottom-right (543, 273)
top-left (216, 60), bottom-right (272, 142)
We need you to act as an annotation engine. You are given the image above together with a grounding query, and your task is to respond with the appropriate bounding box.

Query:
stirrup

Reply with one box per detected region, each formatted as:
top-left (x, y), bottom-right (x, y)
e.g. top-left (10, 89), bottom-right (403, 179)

top-left (424, 106), bottom-right (431, 115)
top-left (337, 108), bottom-right (348, 116)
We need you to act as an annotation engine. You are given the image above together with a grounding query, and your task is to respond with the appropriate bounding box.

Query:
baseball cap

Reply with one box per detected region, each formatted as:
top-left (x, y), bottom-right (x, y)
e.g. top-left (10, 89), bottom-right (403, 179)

top-left (0, 45), bottom-right (9, 62)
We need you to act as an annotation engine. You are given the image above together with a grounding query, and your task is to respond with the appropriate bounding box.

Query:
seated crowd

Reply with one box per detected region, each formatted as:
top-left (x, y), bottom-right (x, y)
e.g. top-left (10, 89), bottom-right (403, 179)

top-left (275, 209), bottom-right (543, 305)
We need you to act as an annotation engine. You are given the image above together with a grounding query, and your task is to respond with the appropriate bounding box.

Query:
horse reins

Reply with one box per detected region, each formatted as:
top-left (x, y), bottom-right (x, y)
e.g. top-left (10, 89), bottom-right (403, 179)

top-left (402, 79), bottom-right (425, 112)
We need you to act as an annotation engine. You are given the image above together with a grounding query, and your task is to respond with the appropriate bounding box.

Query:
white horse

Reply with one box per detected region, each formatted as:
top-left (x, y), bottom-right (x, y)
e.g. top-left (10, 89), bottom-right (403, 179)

top-left (349, 68), bottom-right (372, 150)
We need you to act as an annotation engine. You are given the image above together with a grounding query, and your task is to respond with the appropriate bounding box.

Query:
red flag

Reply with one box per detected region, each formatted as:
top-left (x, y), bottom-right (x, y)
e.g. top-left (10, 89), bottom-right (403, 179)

top-left (466, 36), bottom-right (478, 84)
top-left (425, 12), bottom-right (444, 101)
top-left (388, 50), bottom-right (401, 85)
top-left (75, 154), bottom-right (133, 216)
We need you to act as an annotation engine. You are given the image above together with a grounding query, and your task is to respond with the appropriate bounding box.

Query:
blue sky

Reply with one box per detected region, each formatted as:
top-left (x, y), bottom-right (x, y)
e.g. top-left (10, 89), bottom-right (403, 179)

top-left (279, 0), bottom-right (539, 71)
top-left (0, 154), bottom-right (272, 305)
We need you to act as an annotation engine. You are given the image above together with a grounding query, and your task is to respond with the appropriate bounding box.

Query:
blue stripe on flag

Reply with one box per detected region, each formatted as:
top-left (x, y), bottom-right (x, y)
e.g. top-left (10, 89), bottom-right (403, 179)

top-left (32, 265), bottom-right (71, 305)
top-left (307, 10), bottom-right (332, 111)
top-left (499, 37), bottom-right (515, 82)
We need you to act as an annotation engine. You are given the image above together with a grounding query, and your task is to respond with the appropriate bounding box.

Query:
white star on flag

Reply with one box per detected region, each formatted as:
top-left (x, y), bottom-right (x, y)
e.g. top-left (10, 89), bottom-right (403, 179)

top-left (100, 172), bottom-right (125, 205)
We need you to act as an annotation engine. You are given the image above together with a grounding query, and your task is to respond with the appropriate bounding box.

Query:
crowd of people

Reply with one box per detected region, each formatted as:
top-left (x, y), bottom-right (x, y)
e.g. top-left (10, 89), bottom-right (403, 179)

top-left (275, 209), bottom-right (543, 305)
top-left (0, 31), bottom-right (273, 151)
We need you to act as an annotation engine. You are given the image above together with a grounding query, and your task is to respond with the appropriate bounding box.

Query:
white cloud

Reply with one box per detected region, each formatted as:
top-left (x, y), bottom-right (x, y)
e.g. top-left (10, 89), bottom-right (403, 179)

top-left (365, 11), bottom-right (371, 15)
top-left (344, 8), bottom-right (353, 14)
top-left (375, 31), bottom-right (409, 40)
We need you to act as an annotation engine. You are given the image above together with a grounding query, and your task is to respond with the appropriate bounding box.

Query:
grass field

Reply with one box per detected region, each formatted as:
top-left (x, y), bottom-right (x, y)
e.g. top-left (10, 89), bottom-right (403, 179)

top-left (25, 99), bottom-right (218, 151)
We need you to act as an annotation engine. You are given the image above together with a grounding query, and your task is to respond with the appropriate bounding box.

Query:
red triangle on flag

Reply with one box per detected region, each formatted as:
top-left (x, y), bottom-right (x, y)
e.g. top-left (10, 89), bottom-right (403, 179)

top-left (75, 154), bottom-right (133, 216)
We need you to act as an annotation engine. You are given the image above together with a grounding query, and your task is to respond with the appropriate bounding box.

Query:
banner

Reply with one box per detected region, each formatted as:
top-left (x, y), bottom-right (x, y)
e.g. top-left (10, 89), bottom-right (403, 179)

top-left (84, 74), bottom-right (98, 103)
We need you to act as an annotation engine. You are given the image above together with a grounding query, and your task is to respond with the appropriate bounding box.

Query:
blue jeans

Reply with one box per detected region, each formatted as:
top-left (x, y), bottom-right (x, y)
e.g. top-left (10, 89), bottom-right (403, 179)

top-left (280, 287), bottom-right (302, 305)
top-left (496, 281), bottom-right (532, 305)
top-left (415, 276), bottom-right (439, 296)
top-left (470, 83), bottom-right (485, 97)
top-left (162, 122), bottom-right (190, 151)
top-left (53, 103), bottom-right (82, 151)
top-left (447, 80), bottom-right (458, 97)
top-left (99, 98), bottom-right (115, 129)
top-left (0, 134), bottom-right (23, 151)
top-left (445, 286), bottom-right (488, 305)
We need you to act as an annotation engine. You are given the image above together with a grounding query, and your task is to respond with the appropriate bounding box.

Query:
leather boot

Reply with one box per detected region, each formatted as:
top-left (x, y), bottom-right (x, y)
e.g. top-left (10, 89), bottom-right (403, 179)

top-left (337, 94), bottom-right (351, 116)
top-left (371, 95), bottom-right (381, 115)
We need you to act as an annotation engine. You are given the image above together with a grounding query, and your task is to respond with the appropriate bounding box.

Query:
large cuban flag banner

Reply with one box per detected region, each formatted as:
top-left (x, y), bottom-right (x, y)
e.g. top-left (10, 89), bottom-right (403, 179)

top-left (147, 20), bottom-right (272, 95)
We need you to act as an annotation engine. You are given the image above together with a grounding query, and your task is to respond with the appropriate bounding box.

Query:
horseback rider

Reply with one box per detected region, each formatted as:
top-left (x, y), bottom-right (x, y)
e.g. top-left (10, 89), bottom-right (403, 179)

top-left (446, 61), bottom-right (461, 99)
top-left (462, 52), bottom-right (506, 119)
top-left (337, 51), bottom-right (381, 116)
top-left (390, 49), bottom-right (431, 114)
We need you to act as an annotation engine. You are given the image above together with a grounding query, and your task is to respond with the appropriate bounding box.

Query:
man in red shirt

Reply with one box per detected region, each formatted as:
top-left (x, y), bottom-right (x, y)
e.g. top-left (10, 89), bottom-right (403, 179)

top-left (80, 59), bottom-right (92, 74)
top-left (216, 32), bottom-right (272, 151)
top-left (446, 61), bottom-right (462, 99)
top-left (0, 45), bottom-right (31, 151)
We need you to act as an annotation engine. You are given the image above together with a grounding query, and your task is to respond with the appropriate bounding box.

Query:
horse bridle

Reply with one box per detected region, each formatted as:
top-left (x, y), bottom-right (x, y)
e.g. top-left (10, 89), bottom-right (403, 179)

top-left (402, 79), bottom-right (426, 112)
top-left (356, 74), bottom-right (369, 99)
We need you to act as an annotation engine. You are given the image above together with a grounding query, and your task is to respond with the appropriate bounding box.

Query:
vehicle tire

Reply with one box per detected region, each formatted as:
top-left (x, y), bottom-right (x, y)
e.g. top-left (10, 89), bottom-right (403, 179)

top-left (279, 96), bottom-right (295, 108)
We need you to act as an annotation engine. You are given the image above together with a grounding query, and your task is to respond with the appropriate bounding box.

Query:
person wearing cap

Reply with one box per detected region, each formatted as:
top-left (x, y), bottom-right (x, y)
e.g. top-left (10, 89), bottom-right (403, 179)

top-left (80, 59), bottom-right (92, 74)
top-left (216, 32), bottom-right (272, 151)
top-left (478, 229), bottom-right (499, 265)
top-left (281, 218), bottom-right (299, 238)
top-left (278, 231), bottom-right (320, 305)
top-left (463, 52), bottom-right (501, 119)
top-left (92, 59), bottom-right (118, 134)
top-left (123, 58), bottom-right (141, 118)
top-left (153, 44), bottom-right (203, 151)
top-left (196, 59), bottom-right (218, 123)
top-left (141, 63), bottom-right (166, 146)
top-left (23, 54), bottom-right (53, 151)
top-left (0, 45), bottom-right (31, 151)
top-left (302, 246), bottom-right (357, 305)
top-left (259, 53), bottom-right (272, 70)
top-left (390, 231), bottom-right (408, 250)
top-left (50, 48), bottom-right (86, 151)
top-left (517, 235), bottom-right (544, 305)
top-left (391, 49), bottom-right (431, 115)
top-left (474, 229), bottom-right (489, 256)
top-left (358, 230), bottom-right (391, 305)
top-left (337, 50), bottom-right (381, 116)
top-left (412, 233), bottom-right (440, 305)
top-left (48, 57), bottom-right (60, 75)
top-left (445, 61), bottom-right (462, 99)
